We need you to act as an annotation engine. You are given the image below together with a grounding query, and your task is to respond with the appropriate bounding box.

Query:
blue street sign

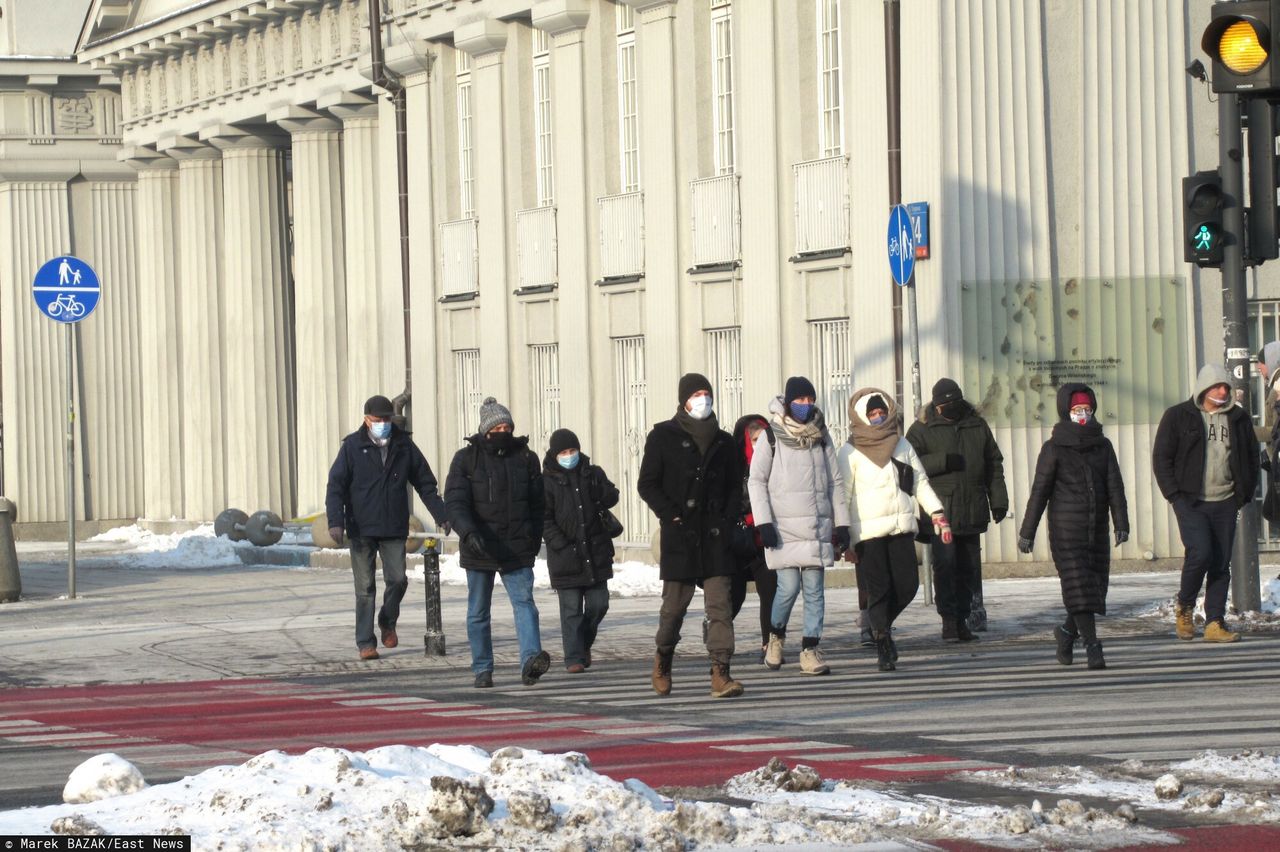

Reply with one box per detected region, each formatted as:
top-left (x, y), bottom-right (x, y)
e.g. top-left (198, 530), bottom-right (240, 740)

top-left (886, 204), bottom-right (916, 286)
top-left (32, 256), bottom-right (100, 323)
top-left (906, 201), bottom-right (930, 259)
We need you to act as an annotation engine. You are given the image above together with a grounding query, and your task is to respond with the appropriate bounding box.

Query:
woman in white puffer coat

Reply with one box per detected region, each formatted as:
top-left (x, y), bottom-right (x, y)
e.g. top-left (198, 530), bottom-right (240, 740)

top-left (837, 388), bottom-right (952, 672)
top-left (748, 377), bottom-right (851, 676)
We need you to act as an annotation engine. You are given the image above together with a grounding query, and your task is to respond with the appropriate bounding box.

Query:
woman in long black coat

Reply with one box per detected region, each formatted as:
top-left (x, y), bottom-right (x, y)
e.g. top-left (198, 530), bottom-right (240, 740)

top-left (1018, 383), bottom-right (1129, 670)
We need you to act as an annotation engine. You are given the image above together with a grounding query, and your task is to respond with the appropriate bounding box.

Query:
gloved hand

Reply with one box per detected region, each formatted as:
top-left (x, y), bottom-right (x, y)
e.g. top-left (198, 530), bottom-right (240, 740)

top-left (945, 453), bottom-right (966, 472)
top-left (932, 512), bottom-right (953, 545)
top-left (991, 507), bottom-right (1008, 523)
top-left (1017, 536), bottom-right (1034, 554)
top-left (328, 527), bottom-right (345, 547)
top-left (463, 532), bottom-right (489, 558)
top-left (833, 525), bottom-right (851, 553)
top-left (757, 523), bottom-right (780, 549)
top-left (440, 520), bottom-right (453, 536)
top-left (1115, 530), bottom-right (1129, 546)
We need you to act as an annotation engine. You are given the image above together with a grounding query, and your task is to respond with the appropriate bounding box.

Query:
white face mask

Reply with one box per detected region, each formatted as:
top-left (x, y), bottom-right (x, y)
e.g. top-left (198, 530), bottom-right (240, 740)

top-left (687, 395), bottom-right (713, 420)
top-left (1070, 410), bottom-right (1092, 426)
top-left (1207, 391), bottom-right (1230, 408)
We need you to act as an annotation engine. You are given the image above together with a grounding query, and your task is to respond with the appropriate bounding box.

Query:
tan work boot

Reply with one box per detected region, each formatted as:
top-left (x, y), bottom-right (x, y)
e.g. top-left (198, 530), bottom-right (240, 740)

top-left (1175, 604), bottom-right (1196, 640)
top-left (799, 647), bottom-right (830, 675)
top-left (765, 633), bottom-right (785, 670)
top-left (651, 651), bottom-right (673, 696)
top-left (1203, 620), bottom-right (1241, 643)
top-left (709, 662), bottom-right (744, 698)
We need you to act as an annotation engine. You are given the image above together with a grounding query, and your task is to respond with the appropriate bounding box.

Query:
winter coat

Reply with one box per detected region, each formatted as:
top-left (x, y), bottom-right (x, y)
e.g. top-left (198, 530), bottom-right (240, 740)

top-left (836, 394), bottom-right (944, 544)
top-left (637, 416), bottom-right (742, 582)
top-left (731, 413), bottom-right (770, 562)
top-left (444, 434), bottom-right (544, 573)
top-left (1152, 364), bottom-right (1259, 508)
top-left (542, 453), bottom-right (619, 590)
top-left (1018, 384), bottom-right (1129, 615)
top-left (325, 424), bottom-right (447, 539)
top-left (905, 403), bottom-right (1009, 535)
top-left (747, 397), bottom-right (850, 569)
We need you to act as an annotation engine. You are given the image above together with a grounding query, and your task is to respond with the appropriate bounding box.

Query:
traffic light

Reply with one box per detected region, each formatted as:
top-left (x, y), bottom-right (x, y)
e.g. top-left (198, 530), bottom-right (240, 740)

top-left (1203, 1), bottom-right (1280, 94)
top-left (1247, 97), bottom-right (1280, 262)
top-left (1184, 170), bottom-right (1226, 267)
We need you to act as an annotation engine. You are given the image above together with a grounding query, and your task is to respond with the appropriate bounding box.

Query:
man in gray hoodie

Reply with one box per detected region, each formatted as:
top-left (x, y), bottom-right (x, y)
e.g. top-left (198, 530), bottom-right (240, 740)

top-left (1152, 365), bottom-right (1259, 643)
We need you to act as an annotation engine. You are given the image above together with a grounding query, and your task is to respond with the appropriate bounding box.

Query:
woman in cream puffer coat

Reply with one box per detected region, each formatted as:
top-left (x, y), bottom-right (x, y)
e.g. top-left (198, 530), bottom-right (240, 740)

top-left (837, 388), bottom-right (951, 672)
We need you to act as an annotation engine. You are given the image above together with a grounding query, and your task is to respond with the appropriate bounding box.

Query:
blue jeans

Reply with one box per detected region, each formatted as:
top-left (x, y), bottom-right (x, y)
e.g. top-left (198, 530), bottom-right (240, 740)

top-left (466, 567), bottom-right (542, 675)
top-left (557, 581), bottom-right (610, 666)
top-left (770, 567), bottom-right (826, 640)
top-left (350, 537), bottom-right (408, 650)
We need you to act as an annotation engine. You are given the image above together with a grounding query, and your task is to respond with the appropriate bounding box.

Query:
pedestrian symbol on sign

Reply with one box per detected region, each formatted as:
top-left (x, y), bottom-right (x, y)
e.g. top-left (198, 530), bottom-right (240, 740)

top-left (32, 255), bottom-right (101, 324)
top-left (1194, 224), bottom-right (1217, 252)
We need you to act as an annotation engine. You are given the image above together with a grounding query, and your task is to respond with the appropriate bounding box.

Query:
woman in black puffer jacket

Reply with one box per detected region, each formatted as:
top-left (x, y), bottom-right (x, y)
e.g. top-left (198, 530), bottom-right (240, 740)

top-left (1018, 383), bottom-right (1129, 670)
top-left (542, 429), bottom-right (621, 673)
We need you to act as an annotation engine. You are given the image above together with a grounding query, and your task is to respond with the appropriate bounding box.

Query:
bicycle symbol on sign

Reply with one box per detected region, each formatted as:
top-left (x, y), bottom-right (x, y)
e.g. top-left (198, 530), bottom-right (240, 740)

top-left (47, 293), bottom-right (86, 319)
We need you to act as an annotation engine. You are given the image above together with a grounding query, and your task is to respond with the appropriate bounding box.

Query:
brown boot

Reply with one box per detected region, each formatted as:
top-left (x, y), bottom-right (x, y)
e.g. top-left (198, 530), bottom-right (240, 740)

top-left (1175, 603), bottom-right (1195, 640)
top-left (709, 662), bottom-right (744, 698)
top-left (651, 650), bottom-right (673, 696)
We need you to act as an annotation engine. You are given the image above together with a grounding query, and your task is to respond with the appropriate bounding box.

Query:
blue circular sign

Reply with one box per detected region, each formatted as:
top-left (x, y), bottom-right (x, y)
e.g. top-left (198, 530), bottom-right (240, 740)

top-left (886, 204), bottom-right (916, 287)
top-left (32, 256), bottom-right (100, 323)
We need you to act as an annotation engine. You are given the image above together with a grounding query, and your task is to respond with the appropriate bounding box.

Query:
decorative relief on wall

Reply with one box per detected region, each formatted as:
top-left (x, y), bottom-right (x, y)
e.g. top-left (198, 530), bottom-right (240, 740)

top-left (54, 95), bottom-right (95, 134)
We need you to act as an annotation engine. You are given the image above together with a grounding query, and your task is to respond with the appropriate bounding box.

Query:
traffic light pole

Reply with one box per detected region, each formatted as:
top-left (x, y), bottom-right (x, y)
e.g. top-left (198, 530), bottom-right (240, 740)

top-left (1219, 91), bottom-right (1263, 614)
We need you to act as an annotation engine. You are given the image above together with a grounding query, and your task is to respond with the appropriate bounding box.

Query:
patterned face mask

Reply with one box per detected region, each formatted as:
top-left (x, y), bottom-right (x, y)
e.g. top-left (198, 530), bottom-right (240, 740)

top-left (1070, 407), bottom-right (1093, 425)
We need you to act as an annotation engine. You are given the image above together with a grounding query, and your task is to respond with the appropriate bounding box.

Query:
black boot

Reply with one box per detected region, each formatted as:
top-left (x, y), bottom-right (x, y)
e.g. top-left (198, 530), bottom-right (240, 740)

top-left (941, 618), bottom-right (959, 642)
top-left (875, 634), bottom-right (896, 672)
top-left (1054, 625), bottom-right (1076, 665)
top-left (955, 618), bottom-right (978, 642)
top-left (1085, 640), bottom-right (1106, 670)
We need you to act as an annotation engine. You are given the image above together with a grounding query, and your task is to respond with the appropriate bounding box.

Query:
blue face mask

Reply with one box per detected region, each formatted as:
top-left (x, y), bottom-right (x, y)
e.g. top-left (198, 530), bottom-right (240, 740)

top-left (789, 402), bottom-right (813, 422)
top-left (557, 452), bottom-right (581, 470)
top-left (869, 413), bottom-right (888, 426)
top-left (370, 421), bottom-right (391, 440)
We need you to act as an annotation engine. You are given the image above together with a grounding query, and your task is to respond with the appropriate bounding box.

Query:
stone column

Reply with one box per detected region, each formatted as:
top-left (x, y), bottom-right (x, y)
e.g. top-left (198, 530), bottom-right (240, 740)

top-left (318, 92), bottom-right (384, 408)
top-left (533, 0), bottom-right (593, 447)
top-left (124, 148), bottom-right (185, 521)
top-left (272, 107), bottom-right (349, 514)
top-left (158, 135), bottom-right (227, 521)
top-left (201, 124), bottom-right (296, 516)
top-left (455, 19), bottom-right (512, 404)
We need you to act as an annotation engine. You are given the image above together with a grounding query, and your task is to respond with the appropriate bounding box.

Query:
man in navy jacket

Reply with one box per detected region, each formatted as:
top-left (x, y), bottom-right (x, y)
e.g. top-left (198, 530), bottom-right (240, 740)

top-left (326, 395), bottom-right (448, 660)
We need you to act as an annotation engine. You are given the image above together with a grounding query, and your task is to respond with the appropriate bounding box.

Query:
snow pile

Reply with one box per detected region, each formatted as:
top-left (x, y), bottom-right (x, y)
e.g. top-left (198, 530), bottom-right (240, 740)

top-left (1137, 593), bottom-right (1280, 625)
top-left (1172, 749), bottom-right (1280, 785)
top-left (62, 754), bottom-right (147, 804)
top-left (85, 524), bottom-right (242, 569)
top-left (410, 554), bottom-right (665, 598)
top-left (1264, 576), bottom-right (1280, 614)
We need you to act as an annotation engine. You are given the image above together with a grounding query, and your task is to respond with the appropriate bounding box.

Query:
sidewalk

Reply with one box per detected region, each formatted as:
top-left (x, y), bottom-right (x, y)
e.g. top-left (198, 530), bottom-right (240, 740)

top-left (1, 538), bottom-right (1277, 688)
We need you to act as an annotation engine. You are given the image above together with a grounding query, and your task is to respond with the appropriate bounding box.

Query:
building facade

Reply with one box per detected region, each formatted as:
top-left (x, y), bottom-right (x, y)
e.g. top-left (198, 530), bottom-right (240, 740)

top-left (0, 0), bottom-right (1239, 560)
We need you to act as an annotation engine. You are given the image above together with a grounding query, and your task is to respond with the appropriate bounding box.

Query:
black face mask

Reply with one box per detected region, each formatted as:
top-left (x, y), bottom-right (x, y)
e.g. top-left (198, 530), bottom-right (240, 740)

top-left (487, 432), bottom-right (514, 450)
top-left (938, 401), bottom-right (964, 420)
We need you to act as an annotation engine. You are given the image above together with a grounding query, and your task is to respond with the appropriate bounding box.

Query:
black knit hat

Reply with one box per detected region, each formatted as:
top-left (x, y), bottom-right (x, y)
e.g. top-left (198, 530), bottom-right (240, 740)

top-left (364, 395), bottom-right (394, 417)
top-left (931, 377), bottom-right (963, 407)
top-left (678, 372), bottom-right (713, 403)
top-left (865, 394), bottom-right (888, 414)
top-left (784, 376), bottom-right (818, 406)
top-left (548, 428), bottom-right (580, 457)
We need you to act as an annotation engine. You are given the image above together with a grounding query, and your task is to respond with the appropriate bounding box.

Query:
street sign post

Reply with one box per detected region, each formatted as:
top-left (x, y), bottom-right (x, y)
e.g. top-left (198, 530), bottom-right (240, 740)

top-left (887, 204), bottom-right (916, 286)
top-left (31, 255), bottom-right (100, 600)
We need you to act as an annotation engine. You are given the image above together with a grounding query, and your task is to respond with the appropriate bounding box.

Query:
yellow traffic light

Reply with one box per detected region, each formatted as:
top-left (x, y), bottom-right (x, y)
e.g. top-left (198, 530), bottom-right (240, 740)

top-left (1220, 20), bottom-right (1270, 74)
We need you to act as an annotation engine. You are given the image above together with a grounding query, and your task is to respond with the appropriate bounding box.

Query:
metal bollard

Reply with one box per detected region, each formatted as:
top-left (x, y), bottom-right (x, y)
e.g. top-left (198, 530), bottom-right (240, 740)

top-left (422, 536), bottom-right (446, 656)
top-left (0, 497), bottom-right (20, 602)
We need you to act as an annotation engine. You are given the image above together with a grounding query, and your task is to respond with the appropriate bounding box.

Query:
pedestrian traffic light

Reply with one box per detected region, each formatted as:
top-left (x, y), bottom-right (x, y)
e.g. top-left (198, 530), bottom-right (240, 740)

top-left (1203, 1), bottom-right (1280, 94)
top-left (1183, 170), bottom-right (1226, 267)
top-left (1247, 97), bottom-right (1280, 262)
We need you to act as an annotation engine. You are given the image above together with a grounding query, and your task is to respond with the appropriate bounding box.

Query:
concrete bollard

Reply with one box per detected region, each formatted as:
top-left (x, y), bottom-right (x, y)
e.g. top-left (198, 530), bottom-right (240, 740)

top-left (0, 497), bottom-right (20, 602)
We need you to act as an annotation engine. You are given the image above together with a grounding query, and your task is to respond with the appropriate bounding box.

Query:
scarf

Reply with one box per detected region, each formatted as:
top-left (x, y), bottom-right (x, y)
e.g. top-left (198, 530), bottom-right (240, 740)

top-left (847, 387), bottom-right (901, 468)
top-left (675, 406), bottom-right (719, 455)
top-left (1049, 419), bottom-right (1106, 450)
top-left (771, 404), bottom-right (827, 450)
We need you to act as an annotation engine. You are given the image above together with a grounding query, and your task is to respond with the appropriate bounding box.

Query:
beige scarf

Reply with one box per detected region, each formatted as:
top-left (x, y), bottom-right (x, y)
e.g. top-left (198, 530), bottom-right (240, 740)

top-left (772, 406), bottom-right (827, 449)
top-left (847, 387), bottom-right (900, 468)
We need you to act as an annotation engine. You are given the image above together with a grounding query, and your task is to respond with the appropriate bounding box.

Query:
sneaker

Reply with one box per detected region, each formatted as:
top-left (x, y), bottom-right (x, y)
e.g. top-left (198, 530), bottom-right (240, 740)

top-left (799, 647), bottom-right (830, 675)
top-left (380, 624), bottom-right (398, 649)
top-left (860, 628), bottom-right (875, 648)
top-left (359, 647), bottom-right (379, 661)
top-left (522, 650), bottom-right (552, 685)
top-left (565, 663), bottom-right (586, 674)
top-left (1203, 620), bottom-right (1241, 643)
top-left (765, 633), bottom-right (785, 670)
top-left (474, 670), bottom-right (493, 688)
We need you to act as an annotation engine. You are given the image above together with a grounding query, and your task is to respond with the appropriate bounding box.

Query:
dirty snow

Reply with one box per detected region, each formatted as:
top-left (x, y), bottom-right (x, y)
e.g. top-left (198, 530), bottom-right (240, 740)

top-left (62, 754), bottom-right (147, 804)
top-left (0, 748), bottom-right (1180, 850)
top-left (409, 553), bottom-right (666, 598)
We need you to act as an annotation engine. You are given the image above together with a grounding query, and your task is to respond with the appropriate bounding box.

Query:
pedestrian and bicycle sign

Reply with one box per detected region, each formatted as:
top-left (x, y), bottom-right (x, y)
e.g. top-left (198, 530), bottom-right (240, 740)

top-left (886, 204), bottom-right (916, 286)
top-left (32, 255), bottom-right (100, 323)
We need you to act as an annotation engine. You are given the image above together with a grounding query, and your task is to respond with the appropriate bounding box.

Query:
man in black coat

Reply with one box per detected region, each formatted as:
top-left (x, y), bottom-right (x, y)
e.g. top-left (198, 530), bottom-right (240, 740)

top-left (445, 397), bottom-right (550, 688)
top-left (906, 378), bottom-right (1009, 642)
top-left (325, 395), bottom-right (448, 661)
top-left (1152, 364), bottom-right (1259, 643)
top-left (637, 373), bottom-right (744, 698)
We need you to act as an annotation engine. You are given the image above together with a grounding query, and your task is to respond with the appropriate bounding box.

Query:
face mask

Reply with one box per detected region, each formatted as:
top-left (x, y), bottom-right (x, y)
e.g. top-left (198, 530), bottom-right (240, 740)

top-left (869, 413), bottom-right (888, 426)
top-left (939, 401), bottom-right (963, 420)
top-left (557, 452), bottom-right (580, 470)
top-left (488, 432), bottom-right (514, 448)
top-left (370, 421), bottom-right (391, 440)
top-left (789, 402), bottom-right (813, 422)
top-left (1070, 410), bottom-right (1092, 426)
top-left (1207, 392), bottom-right (1229, 408)
top-left (687, 396), bottom-right (713, 420)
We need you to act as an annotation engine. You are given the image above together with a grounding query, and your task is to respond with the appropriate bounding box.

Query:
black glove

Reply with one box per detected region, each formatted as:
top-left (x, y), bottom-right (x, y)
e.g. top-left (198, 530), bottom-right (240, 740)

top-left (833, 525), bottom-right (851, 552)
top-left (463, 532), bottom-right (489, 558)
top-left (945, 453), bottom-right (966, 472)
top-left (757, 523), bottom-right (780, 549)
top-left (1115, 530), bottom-right (1129, 546)
top-left (991, 507), bottom-right (1008, 523)
top-left (328, 527), bottom-right (345, 547)
top-left (440, 520), bottom-right (453, 536)
top-left (1017, 536), bottom-right (1034, 554)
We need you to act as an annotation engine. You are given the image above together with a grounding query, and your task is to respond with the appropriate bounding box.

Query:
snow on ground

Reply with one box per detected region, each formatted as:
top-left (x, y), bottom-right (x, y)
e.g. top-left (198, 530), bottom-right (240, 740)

top-left (85, 524), bottom-right (243, 568)
top-left (0, 748), bottom-right (1178, 851)
top-left (1135, 589), bottom-right (1280, 627)
top-left (409, 552), bottom-right (666, 598)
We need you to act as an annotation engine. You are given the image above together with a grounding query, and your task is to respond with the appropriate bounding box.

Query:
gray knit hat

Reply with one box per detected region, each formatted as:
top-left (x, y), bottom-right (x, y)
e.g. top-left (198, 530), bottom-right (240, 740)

top-left (478, 396), bottom-right (514, 434)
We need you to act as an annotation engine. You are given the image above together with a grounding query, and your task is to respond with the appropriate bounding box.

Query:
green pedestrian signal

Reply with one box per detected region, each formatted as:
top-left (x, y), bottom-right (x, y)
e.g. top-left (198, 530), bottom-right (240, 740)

top-left (1194, 224), bottom-right (1218, 252)
top-left (1182, 170), bottom-right (1226, 267)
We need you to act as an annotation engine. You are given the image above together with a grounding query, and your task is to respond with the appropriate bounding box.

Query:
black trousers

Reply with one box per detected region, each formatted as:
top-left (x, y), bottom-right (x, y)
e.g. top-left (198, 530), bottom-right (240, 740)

top-left (1173, 497), bottom-right (1238, 623)
top-left (856, 533), bottom-right (919, 635)
top-left (730, 552), bottom-right (778, 646)
top-left (932, 533), bottom-right (982, 620)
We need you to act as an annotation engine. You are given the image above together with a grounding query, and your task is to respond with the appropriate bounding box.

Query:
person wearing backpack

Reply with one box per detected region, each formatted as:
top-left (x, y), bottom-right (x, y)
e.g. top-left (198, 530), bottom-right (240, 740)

top-left (748, 377), bottom-right (850, 675)
top-left (542, 429), bottom-right (621, 674)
